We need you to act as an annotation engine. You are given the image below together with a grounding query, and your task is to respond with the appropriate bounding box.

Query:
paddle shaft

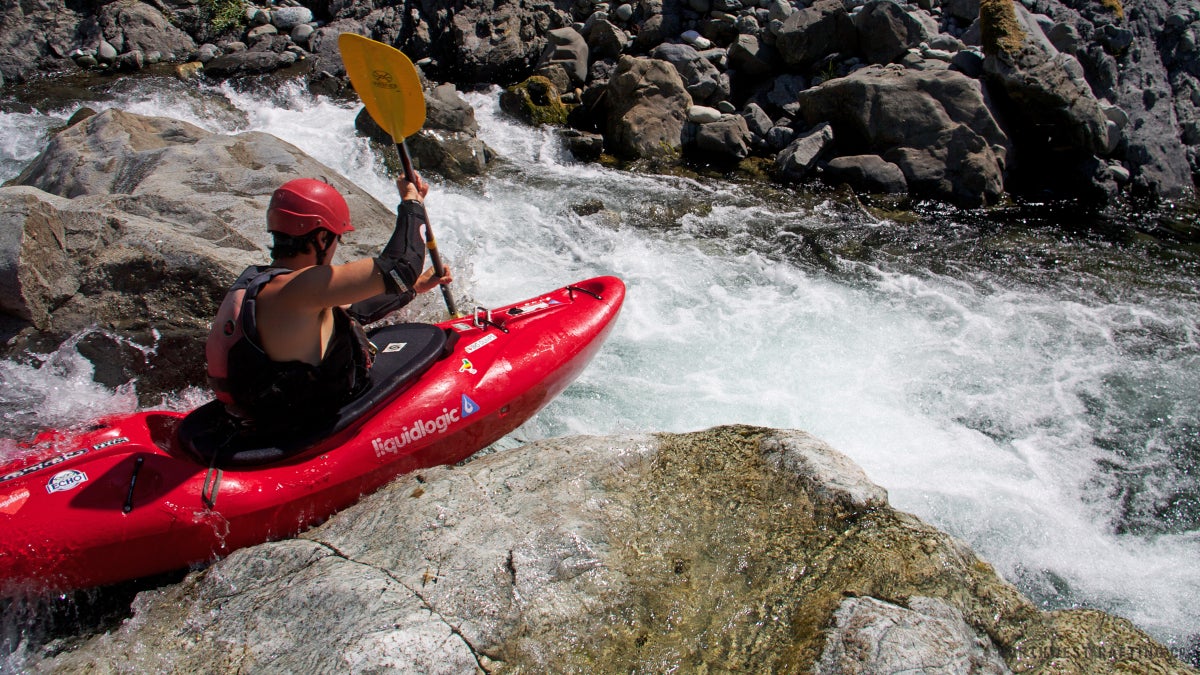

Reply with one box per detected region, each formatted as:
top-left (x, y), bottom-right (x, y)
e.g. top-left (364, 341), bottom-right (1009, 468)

top-left (397, 140), bottom-right (457, 317)
top-left (335, 34), bottom-right (456, 317)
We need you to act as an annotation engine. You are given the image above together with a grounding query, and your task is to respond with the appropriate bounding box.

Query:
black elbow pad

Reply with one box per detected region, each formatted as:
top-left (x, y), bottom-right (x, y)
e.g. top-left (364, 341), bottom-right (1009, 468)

top-left (347, 293), bottom-right (408, 324)
top-left (375, 199), bottom-right (427, 298)
top-left (374, 256), bottom-right (419, 302)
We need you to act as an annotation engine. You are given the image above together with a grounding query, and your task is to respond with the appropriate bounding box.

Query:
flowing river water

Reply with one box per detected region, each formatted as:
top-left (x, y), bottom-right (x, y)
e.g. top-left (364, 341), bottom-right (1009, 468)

top-left (1, 74), bottom-right (1198, 664)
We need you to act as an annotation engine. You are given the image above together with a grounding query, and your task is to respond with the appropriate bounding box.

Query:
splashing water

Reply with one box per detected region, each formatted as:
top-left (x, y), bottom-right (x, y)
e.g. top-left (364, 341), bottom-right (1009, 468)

top-left (1, 78), bottom-right (1198, 662)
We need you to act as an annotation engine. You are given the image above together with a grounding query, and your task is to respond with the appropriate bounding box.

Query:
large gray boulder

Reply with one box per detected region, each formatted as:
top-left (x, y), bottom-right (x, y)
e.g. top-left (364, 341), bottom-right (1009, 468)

top-left (97, 1), bottom-right (195, 63)
top-left (431, 0), bottom-right (571, 83)
top-left (202, 50), bottom-right (294, 78)
top-left (693, 114), bottom-right (753, 162)
top-left (0, 190), bottom-right (79, 329)
top-left (0, 185), bottom-right (234, 397)
top-left (0, 0), bottom-right (87, 83)
top-left (584, 16), bottom-right (630, 61)
top-left (982, 3), bottom-right (1110, 157)
top-left (604, 55), bottom-right (693, 161)
top-left (351, 79), bottom-right (490, 180)
top-left (794, 66), bottom-right (1011, 206)
top-left (975, 0), bottom-right (1139, 201)
top-left (2, 108), bottom-right (445, 400)
top-left (824, 154), bottom-right (909, 194)
top-left (1023, 0), bottom-right (1193, 200)
top-left (425, 82), bottom-right (482, 135)
top-left (536, 26), bottom-right (589, 85)
top-left (727, 33), bottom-right (776, 78)
top-left (853, 0), bottom-right (932, 65)
top-left (355, 103), bottom-right (495, 183)
top-left (777, 122), bottom-right (835, 180)
top-left (775, 0), bottom-right (858, 70)
top-left (30, 427), bottom-right (1194, 674)
top-left (652, 42), bottom-right (730, 105)
top-left (10, 109), bottom-right (391, 246)
top-left (269, 6), bottom-right (313, 31)
top-left (1105, 0), bottom-right (1194, 198)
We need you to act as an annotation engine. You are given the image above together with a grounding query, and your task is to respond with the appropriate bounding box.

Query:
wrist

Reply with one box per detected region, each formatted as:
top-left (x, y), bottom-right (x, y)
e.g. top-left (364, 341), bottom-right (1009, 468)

top-left (398, 200), bottom-right (424, 221)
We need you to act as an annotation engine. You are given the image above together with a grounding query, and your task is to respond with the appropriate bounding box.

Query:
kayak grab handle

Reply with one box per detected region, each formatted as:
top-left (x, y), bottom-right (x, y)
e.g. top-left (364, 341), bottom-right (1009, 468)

top-left (567, 285), bottom-right (601, 301)
top-left (473, 306), bottom-right (509, 333)
top-left (202, 466), bottom-right (223, 508)
top-left (123, 456), bottom-right (144, 514)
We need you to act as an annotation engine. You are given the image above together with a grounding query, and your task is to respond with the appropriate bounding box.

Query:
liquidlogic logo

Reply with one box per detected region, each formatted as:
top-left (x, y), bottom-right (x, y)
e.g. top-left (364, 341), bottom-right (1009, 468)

top-left (372, 395), bottom-right (480, 458)
top-left (0, 488), bottom-right (30, 515)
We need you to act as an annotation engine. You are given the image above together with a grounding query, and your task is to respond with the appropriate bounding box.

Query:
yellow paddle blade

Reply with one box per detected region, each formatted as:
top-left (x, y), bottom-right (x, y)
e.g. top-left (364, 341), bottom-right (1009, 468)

top-left (338, 33), bottom-right (426, 141)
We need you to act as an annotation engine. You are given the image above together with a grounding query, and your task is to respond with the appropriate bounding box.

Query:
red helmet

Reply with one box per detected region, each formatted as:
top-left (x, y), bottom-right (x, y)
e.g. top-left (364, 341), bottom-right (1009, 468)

top-left (266, 178), bottom-right (354, 236)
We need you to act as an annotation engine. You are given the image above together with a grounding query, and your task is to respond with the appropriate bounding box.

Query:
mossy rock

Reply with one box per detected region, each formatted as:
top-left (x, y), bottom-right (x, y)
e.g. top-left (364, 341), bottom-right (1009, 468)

top-left (498, 75), bottom-right (575, 127)
top-left (201, 0), bottom-right (246, 34)
top-left (979, 0), bottom-right (1026, 57)
top-left (1100, 0), bottom-right (1124, 19)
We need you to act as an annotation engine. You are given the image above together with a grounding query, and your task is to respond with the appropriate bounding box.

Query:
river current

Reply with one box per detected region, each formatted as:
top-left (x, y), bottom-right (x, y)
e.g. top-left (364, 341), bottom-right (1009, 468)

top-left (1, 74), bottom-right (1198, 663)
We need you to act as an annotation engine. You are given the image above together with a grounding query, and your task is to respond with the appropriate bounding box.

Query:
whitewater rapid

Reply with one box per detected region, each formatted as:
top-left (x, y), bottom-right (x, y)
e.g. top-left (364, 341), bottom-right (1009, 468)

top-left (1, 77), bottom-right (1197, 660)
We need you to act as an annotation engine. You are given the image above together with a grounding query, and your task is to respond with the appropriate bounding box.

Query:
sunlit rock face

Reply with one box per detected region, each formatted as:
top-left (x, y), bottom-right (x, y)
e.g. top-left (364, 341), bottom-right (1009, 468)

top-left (34, 427), bottom-right (1193, 674)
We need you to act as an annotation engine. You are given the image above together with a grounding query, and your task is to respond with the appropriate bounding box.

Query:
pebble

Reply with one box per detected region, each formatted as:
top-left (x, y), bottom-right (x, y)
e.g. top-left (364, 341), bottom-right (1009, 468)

top-left (247, 24), bottom-right (279, 41)
top-left (1101, 121), bottom-right (1120, 155)
top-left (291, 23), bottom-right (315, 44)
top-left (767, 0), bottom-right (792, 20)
top-left (736, 14), bottom-right (760, 33)
top-left (682, 30), bottom-right (713, 49)
top-left (176, 62), bottom-right (203, 79)
top-left (271, 6), bottom-right (313, 30)
top-left (97, 40), bottom-right (118, 63)
top-left (247, 8), bottom-right (269, 26)
top-left (920, 45), bottom-right (954, 61)
top-left (688, 105), bottom-right (722, 123)
top-left (117, 50), bottom-right (144, 70)
top-left (196, 43), bottom-right (220, 63)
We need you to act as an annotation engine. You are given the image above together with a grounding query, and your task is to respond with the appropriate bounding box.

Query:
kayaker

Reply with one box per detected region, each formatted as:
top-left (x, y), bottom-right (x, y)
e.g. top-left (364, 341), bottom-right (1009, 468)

top-left (206, 175), bottom-right (452, 432)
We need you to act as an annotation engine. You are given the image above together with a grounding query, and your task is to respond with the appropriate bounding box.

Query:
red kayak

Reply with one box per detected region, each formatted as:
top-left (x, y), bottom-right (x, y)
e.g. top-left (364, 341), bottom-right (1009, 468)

top-left (0, 276), bottom-right (624, 595)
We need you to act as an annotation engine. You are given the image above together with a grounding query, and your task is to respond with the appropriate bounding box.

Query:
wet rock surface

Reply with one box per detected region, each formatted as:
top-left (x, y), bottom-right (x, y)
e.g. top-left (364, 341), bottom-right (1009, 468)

top-left (29, 427), bottom-right (1195, 673)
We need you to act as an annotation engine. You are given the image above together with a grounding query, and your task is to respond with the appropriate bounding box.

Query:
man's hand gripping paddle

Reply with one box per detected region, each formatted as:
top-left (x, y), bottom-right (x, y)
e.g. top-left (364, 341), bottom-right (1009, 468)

top-left (338, 32), bottom-right (458, 317)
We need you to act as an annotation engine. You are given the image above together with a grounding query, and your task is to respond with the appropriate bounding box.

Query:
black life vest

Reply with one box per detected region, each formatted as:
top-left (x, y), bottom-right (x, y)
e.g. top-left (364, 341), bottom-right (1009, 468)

top-left (206, 265), bottom-right (374, 432)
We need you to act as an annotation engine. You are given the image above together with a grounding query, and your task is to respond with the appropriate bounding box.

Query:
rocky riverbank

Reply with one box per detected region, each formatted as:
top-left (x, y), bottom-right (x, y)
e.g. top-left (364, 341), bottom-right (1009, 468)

top-left (0, 107), bottom-right (460, 405)
top-left (2, 0), bottom-right (1199, 208)
top-left (1, 71), bottom-right (1197, 674)
top-left (18, 427), bottom-right (1198, 673)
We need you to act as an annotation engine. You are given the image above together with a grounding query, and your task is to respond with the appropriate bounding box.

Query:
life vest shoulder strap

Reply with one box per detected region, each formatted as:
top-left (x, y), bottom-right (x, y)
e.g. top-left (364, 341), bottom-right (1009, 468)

top-left (206, 266), bottom-right (291, 403)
